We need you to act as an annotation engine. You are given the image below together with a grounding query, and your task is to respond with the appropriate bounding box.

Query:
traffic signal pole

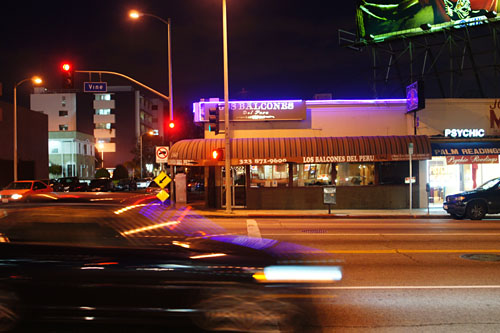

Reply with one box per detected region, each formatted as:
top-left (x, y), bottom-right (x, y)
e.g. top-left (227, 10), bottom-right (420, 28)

top-left (74, 70), bottom-right (170, 102)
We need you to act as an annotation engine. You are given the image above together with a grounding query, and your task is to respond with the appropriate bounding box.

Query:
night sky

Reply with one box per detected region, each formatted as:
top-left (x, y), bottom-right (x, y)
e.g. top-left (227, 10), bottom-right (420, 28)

top-left (0, 1), bottom-right (375, 114)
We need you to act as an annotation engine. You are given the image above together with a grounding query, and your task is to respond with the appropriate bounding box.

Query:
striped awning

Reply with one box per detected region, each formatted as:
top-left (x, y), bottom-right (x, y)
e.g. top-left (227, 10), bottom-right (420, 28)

top-left (167, 135), bottom-right (432, 166)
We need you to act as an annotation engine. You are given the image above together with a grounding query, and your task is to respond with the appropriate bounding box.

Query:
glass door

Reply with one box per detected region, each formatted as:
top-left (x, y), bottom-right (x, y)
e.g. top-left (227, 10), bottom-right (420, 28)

top-left (221, 166), bottom-right (246, 208)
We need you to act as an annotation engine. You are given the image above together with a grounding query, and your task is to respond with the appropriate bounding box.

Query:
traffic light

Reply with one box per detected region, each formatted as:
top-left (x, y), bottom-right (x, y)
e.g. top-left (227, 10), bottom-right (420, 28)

top-left (61, 62), bottom-right (74, 89)
top-left (208, 106), bottom-right (220, 134)
top-left (211, 148), bottom-right (224, 161)
top-left (168, 121), bottom-right (175, 129)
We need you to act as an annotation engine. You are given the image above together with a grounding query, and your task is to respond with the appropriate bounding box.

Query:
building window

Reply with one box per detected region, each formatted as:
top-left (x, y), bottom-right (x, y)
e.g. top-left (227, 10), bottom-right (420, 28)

top-left (62, 141), bottom-right (73, 154)
top-left (59, 110), bottom-right (68, 117)
top-left (336, 163), bottom-right (375, 186)
top-left (96, 109), bottom-right (111, 115)
top-left (96, 123), bottom-right (111, 129)
top-left (49, 140), bottom-right (61, 154)
top-left (59, 124), bottom-right (68, 131)
top-left (293, 163), bottom-right (332, 186)
top-left (152, 105), bottom-right (158, 110)
top-left (95, 94), bottom-right (111, 101)
top-left (250, 164), bottom-right (289, 188)
top-left (83, 144), bottom-right (87, 155)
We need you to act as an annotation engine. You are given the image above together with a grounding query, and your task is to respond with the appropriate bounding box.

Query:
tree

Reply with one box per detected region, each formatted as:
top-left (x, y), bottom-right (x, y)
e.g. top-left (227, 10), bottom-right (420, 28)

top-left (113, 164), bottom-right (129, 180)
top-left (95, 168), bottom-right (110, 179)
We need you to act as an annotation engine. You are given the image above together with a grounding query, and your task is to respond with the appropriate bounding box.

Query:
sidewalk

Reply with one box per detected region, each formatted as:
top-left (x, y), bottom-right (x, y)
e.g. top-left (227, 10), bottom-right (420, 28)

top-left (185, 202), bottom-right (450, 219)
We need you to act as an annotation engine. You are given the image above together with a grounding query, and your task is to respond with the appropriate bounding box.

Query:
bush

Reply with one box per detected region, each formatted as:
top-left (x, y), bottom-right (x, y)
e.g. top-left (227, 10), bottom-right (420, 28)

top-left (113, 164), bottom-right (129, 180)
top-left (95, 168), bottom-right (110, 179)
top-left (49, 164), bottom-right (62, 176)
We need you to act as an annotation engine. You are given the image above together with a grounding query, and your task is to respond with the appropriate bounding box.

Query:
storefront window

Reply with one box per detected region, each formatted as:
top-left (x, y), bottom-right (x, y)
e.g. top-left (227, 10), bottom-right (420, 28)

top-left (428, 156), bottom-right (500, 207)
top-left (293, 164), bottom-right (332, 186)
top-left (336, 163), bottom-right (375, 186)
top-left (250, 164), bottom-right (289, 188)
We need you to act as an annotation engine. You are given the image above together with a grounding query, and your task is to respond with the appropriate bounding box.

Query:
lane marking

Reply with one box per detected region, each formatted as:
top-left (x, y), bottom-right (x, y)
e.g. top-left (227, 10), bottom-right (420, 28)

top-left (260, 233), bottom-right (500, 236)
top-left (321, 249), bottom-right (500, 254)
top-left (246, 219), bottom-right (262, 238)
top-left (308, 285), bottom-right (500, 290)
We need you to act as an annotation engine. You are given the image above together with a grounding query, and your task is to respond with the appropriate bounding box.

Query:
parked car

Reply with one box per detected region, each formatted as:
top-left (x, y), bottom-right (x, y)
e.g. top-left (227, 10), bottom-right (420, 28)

top-left (444, 177), bottom-right (500, 220)
top-left (136, 178), bottom-right (152, 189)
top-left (146, 180), bottom-right (163, 195)
top-left (0, 180), bottom-right (52, 203)
top-left (114, 178), bottom-right (137, 191)
top-left (89, 178), bottom-right (114, 192)
top-left (0, 199), bottom-right (342, 331)
top-left (53, 177), bottom-right (89, 192)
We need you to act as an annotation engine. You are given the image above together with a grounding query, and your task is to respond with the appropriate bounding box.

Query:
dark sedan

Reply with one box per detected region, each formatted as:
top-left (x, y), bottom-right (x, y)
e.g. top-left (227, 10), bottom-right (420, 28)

top-left (0, 197), bottom-right (341, 332)
top-left (444, 177), bottom-right (500, 220)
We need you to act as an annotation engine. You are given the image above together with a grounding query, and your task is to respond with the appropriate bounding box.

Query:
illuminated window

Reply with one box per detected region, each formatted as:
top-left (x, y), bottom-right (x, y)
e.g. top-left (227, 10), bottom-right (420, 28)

top-left (336, 163), bottom-right (375, 186)
top-left (59, 110), bottom-right (68, 117)
top-left (95, 94), bottom-right (111, 101)
top-left (250, 164), bottom-right (289, 188)
top-left (96, 109), bottom-right (111, 115)
top-left (49, 140), bottom-right (61, 154)
top-left (96, 123), bottom-right (111, 130)
top-left (59, 124), bottom-right (68, 131)
top-left (293, 164), bottom-right (332, 186)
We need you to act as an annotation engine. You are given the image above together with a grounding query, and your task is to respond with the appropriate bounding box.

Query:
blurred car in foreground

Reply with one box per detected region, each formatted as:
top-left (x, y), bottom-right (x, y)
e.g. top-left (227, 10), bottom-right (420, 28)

top-left (0, 180), bottom-right (52, 203)
top-left (444, 176), bottom-right (500, 220)
top-left (0, 196), bottom-right (341, 332)
top-left (89, 178), bottom-right (114, 192)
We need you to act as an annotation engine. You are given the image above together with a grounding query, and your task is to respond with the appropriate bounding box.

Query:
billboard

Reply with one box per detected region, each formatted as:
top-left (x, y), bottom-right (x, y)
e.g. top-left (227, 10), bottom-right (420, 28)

top-left (356, 0), bottom-right (499, 41)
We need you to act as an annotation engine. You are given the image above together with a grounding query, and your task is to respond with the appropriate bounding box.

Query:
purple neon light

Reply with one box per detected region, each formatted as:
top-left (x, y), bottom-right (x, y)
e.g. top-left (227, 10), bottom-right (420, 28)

top-left (194, 98), bottom-right (406, 108)
top-left (306, 99), bottom-right (406, 105)
top-left (197, 99), bottom-right (304, 105)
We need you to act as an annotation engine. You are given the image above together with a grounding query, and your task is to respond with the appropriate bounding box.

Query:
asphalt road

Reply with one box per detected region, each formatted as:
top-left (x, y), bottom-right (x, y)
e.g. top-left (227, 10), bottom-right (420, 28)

top-left (205, 216), bottom-right (500, 332)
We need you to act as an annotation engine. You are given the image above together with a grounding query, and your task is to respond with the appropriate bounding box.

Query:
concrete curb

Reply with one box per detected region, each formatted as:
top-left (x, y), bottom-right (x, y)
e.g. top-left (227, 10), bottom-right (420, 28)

top-left (190, 212), bottom-right (451, 219)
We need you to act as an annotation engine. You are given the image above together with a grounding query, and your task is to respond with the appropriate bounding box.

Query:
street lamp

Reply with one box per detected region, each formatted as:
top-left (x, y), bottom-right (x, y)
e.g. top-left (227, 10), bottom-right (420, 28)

top-left (13, 76), bottom-right (43, 181)
top-left (222, 0), bottom-right (232, 213)
top-left (139, 130), bottom-right (155, 178)
top-left (97, 142), bottom-right (105, 169)
top-left (129, 9), bottom-right (175, 200)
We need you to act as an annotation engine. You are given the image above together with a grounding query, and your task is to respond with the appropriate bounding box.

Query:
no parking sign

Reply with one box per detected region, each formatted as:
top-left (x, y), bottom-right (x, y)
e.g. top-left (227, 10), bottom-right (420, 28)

top-left (155, 146), bottom-right (169, 163)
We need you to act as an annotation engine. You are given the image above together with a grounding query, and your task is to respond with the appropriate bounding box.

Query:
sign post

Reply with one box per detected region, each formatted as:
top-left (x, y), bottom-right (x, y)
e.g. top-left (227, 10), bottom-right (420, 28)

top-left (409, 143), bottom-right (414, 214)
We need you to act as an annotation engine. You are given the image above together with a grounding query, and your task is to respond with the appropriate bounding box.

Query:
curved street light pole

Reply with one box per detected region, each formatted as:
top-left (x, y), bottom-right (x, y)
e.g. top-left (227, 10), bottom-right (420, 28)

top-left (13, 77), bottom-right (42, 181)
top-left (222, 0), bottom-right (232, 213)
top-left (128, 10), bottom-right (174, 202)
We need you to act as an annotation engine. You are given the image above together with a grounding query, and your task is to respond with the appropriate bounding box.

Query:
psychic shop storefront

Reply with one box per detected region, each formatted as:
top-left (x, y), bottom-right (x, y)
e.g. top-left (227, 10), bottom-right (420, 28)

top-left (428, 138), bottom-right (500, 207)
top-left (416, 99), bottom-right (500, 207)
top-left (167, 135), bottom-right (432, 209)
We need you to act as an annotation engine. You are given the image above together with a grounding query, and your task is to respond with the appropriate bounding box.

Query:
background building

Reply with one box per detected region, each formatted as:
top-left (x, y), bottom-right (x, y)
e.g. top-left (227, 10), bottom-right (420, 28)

top-left (31, 86), bottom-right (166, 178)
top-left (0, 100), bottom-right (48, 187)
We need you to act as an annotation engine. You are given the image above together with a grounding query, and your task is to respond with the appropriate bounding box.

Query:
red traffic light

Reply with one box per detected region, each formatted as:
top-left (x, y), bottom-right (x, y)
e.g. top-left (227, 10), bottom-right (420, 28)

top-left (211, 148), bottom-right (224, 161)
top-left (61, 63), bottom-right (71, 72)
top-left (168, 121), bottom-right (175, 129)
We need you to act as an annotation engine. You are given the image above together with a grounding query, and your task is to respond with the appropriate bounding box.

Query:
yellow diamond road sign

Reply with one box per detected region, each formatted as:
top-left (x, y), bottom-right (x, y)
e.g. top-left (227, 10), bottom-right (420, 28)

top-left (154, 171), bottom-right (171, 189)
top-left (156, 190), bottom-right (170, 202)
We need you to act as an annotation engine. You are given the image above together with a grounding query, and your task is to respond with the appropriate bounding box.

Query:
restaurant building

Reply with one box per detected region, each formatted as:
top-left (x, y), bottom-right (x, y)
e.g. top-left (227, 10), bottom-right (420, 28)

top-left (167, 98), bottom-right (499, 209)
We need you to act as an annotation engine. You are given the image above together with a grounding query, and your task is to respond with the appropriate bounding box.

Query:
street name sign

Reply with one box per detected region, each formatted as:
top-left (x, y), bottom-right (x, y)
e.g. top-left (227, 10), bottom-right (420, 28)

top-left (84, 82), bottom-right (108, 92)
